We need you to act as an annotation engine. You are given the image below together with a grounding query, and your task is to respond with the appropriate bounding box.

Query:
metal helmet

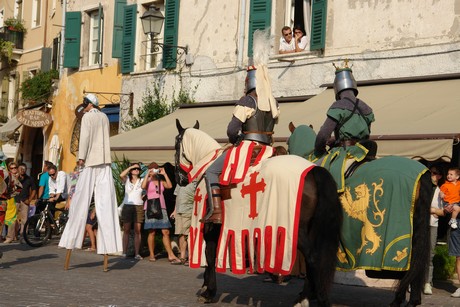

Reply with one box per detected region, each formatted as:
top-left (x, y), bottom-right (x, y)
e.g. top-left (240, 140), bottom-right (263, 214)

top-left (245, 65), bottom-right (257, 94)
top-left (333, 68), bottom-right (358, 100)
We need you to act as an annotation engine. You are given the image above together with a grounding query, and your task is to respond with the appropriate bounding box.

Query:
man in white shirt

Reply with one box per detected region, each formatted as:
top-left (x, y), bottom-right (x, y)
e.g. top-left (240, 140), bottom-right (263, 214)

top-left (279, 26), bottom-right (295, 54)
top-left (48, 165), bottom-right (67, 203)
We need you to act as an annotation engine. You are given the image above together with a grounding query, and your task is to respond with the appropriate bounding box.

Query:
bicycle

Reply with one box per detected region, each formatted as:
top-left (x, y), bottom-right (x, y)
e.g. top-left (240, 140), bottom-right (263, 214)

top-left (23, 199), bottom-right (69, 247)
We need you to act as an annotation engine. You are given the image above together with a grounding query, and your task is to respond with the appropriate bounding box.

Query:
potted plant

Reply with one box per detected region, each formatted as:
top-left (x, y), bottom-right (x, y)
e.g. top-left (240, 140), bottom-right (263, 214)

top-left (4, 17), bottom-right (27, 33)
top-left (0, 40), bottom-right (14, 63)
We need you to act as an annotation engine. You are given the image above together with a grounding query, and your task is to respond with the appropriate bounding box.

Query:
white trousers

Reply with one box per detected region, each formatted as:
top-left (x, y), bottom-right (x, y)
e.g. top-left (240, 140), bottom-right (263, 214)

top-left (59, 164), bottom-right (122, 254)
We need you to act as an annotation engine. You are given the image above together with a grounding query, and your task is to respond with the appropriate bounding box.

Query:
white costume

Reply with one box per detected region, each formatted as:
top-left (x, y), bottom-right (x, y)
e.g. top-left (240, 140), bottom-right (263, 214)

top-left (59, 107), bottom-right (122, 254)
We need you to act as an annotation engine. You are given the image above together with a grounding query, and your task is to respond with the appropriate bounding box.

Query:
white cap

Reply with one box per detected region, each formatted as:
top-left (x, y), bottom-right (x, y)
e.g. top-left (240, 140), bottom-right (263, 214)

top-left (84, 93), bottom-right (99, 107)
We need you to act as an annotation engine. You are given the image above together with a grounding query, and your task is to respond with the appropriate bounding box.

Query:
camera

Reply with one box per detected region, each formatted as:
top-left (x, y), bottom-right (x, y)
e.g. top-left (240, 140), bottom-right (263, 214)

top-left (152, 169), bottom-right (160, 174)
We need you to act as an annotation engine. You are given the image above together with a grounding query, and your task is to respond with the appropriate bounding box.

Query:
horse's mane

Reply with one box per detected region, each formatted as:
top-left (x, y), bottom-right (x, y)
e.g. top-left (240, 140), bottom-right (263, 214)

top-left (183, 128), bottom-right (221, 165)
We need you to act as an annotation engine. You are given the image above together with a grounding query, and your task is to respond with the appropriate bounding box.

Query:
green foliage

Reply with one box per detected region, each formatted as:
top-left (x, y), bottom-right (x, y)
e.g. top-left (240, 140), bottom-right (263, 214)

top-left (127, 80), bottom-right (197, 129)
top-left (433, 244), bottom-right (456, 280)
top-left (19, 70), bottom-right (59, 104)
top-left (0, 40), bottom-right (14, 63)
top-left (4, 17), bottom-right (27, 33)
top-left (111, 156), bottom-right (132, 206)
top-left (127, 84), bottom-right (171, 129)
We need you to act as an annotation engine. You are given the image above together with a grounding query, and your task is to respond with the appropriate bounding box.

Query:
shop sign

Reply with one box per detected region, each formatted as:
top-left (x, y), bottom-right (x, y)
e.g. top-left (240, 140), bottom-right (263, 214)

top-left (17, 110), bottom-right (52, 128)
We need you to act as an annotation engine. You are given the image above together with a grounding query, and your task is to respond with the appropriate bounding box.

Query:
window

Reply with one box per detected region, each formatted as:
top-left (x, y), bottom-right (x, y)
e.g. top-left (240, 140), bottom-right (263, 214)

top-left (288, 0), bottom-right (311, 50)
top-left (144, 34), bottom-right (163, 70)
top-left (0, 10), bottom-right (4, 28)
top-left (32, 0), bottom-right (41, 27)
top-left (89, 9), bottom-right (103, 65)
top-left (276, 0), bottom-right (327, 52)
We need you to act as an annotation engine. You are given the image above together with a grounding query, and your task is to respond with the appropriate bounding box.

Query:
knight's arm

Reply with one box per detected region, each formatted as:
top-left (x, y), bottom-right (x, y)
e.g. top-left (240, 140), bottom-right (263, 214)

top-left (314, 117), bottom-right (336, 156)
top-left (227, 96), bottom-right (256, 144)
top-left (227, 116), bottom-right (243, 145)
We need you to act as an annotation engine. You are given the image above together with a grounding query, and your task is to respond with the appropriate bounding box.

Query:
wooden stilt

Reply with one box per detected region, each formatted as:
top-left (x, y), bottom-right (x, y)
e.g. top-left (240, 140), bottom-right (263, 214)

top-left (64, 249), bottom-right (72, 270)
top-left (103, 254), bottom-right (109, 272)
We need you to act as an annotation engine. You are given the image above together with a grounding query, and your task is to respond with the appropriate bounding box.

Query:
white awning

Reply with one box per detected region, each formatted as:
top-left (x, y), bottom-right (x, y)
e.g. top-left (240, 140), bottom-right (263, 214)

top-left (110, 79), bottom-right (460, 164)
top-left (0, 116), bottom-right (21, 142)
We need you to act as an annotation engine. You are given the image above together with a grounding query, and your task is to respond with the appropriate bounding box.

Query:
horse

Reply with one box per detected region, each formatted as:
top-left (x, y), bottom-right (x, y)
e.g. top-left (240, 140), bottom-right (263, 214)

top-left (174, 119), bottom-right (342, 307)
top-left (288, 123), bottom-right (432, 307)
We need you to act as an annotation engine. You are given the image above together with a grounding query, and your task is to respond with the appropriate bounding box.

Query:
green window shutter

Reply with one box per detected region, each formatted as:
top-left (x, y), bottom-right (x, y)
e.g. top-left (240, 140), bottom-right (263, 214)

top-left (310, 0), bottom-right (327, 51)
top-left (162, 0), bottom-right (180, 70)
top-left (248, 0), bottom-right (271, 57)
top-left (63, 12), bottom-right (82, 68)
top-left (40, 48), bottom-right (52, 72)
top-left (121, 4), bottom-right (137, 74)
top-left (112, 0), bottom-right (126, 58)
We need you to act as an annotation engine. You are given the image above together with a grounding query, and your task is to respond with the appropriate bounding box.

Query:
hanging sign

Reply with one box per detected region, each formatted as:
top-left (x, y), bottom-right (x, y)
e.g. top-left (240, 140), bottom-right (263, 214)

top-left (17, 109), bottom-right (52, 128)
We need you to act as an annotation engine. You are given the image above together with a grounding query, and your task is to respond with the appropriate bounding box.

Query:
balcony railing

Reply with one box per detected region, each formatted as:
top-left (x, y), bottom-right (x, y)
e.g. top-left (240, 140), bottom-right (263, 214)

top-left (0, 27), bottom-right (24, 50)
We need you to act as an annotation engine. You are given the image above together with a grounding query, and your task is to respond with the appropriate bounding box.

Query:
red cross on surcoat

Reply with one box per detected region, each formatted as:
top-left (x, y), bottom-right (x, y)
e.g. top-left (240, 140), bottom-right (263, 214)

top-left (193, 187), bottom-right (203, 216)
top-left (240, 171), bottom-right (266, 219)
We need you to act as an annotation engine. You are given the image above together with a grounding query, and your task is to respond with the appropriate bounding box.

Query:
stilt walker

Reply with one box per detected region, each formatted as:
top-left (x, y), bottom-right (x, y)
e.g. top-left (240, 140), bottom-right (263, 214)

top-left (59, 94), bottom-right (122, 271)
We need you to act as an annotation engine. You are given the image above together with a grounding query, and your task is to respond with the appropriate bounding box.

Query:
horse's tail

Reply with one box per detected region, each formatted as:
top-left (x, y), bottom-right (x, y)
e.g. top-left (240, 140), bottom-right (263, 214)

top-left (396, 171), bottom-right (432, 296)
top-left (307, 166), bottom-right (343, 290)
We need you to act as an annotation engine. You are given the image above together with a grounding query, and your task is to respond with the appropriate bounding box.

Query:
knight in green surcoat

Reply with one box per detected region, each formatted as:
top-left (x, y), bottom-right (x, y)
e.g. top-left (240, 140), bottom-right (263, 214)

top-left (314, 62), bottom-right (377, 192)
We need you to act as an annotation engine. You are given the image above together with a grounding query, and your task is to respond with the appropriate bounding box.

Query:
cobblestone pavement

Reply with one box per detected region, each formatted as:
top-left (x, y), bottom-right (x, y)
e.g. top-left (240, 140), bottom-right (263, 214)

top-left (1, 239), bottom-right (459, 307)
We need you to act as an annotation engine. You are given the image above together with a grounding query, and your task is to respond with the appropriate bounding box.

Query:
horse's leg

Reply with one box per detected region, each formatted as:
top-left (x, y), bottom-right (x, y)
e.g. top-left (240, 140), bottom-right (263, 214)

top-left (296, 167), bottom-right (342, 307)
top-left (392, 172), bottom-right (431, 307)
top-left (198, 223), bottom-right (221, 304)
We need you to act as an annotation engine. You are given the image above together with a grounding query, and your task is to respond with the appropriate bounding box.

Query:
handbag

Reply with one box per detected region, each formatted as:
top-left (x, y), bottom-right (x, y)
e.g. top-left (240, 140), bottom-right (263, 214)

top-left (146, 198), bottom-right (162, 219)
top-left (146, 178), bottom-right (163, 219)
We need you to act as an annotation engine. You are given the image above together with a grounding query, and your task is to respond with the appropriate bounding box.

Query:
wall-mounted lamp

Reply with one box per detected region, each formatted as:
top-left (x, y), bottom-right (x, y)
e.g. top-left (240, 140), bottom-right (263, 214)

top-left (140, 6), bottom-right (189, 56)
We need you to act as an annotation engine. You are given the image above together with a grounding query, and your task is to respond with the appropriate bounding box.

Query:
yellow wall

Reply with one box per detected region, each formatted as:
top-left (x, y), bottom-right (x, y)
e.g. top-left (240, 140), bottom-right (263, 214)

top-left (49, 64), bottom-right (122, 172)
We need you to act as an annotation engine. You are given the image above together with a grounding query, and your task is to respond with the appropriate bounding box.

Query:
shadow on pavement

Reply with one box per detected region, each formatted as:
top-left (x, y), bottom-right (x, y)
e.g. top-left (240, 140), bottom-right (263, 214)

top-left (0, 253), bottom-right (58, 268)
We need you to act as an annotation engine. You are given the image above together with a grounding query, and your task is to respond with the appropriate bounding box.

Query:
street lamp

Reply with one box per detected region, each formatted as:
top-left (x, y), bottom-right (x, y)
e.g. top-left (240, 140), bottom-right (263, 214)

top-left (140, 6), bottom-right (188, 56)
top-left (140, 6), bottom-right (164, 36)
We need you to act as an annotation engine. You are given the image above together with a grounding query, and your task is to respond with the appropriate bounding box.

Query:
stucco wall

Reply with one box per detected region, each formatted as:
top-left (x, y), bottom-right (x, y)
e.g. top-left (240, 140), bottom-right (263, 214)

top-left (120, 0), bottom-right (460, 131)
top-left (326, 0), bottom-right (460, 56)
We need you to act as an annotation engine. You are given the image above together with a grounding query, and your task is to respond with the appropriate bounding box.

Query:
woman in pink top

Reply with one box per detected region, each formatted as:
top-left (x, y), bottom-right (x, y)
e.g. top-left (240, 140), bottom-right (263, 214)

top-left (141, 162), bottom-right (180, 263)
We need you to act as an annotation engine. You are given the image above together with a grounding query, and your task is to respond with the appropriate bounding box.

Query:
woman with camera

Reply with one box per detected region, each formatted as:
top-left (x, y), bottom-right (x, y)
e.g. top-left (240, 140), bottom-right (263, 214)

top-left (141, 162), bottom-right (180, 263)
top-left (120, 163), bottom-right (144, 260)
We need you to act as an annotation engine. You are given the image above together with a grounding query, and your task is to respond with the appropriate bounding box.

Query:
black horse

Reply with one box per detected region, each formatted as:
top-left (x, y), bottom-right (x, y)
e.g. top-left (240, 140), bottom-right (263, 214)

top-left (288, 123), bottom-right (432, 307)
top-left (174, 120), bottom-right (342, 306)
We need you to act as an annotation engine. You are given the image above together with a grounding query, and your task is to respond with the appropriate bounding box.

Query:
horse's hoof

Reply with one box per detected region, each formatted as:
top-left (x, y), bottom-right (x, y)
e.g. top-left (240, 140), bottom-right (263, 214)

top-left (293, 298), bottom-right (309, 307)
top-left (198, 296), bottom-right (213, 304)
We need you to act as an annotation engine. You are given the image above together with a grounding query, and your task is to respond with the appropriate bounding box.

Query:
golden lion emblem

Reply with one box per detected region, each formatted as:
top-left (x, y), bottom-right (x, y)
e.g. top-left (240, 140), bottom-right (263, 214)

top-left (340, 180), bottom-right (386, 255)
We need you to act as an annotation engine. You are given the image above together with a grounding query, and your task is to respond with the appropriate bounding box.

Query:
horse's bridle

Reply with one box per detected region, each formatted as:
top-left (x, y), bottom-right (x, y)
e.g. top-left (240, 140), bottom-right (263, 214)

top-left (174, 129), bottom-right (192, 186)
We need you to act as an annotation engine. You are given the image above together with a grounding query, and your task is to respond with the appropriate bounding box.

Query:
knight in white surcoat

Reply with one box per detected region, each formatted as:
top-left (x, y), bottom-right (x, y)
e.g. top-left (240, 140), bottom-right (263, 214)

top-left (203, 64), bottom-right (280, 224)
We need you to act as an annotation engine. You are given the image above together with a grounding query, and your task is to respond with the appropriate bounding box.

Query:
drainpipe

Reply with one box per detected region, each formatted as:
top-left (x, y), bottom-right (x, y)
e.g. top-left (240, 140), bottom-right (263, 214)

top-left (59, 0), bottom-right (66, 76)
top-left (237, 0), bottom-right (246, 68)
top-left (43, 0), bottom-right (49, 47)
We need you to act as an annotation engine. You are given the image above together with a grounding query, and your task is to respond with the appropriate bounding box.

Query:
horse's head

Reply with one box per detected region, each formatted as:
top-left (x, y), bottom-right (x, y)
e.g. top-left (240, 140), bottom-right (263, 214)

top-left (287, 122), bottom-right (317, 160)
top-left (175, 119), bottom-right (199, 186)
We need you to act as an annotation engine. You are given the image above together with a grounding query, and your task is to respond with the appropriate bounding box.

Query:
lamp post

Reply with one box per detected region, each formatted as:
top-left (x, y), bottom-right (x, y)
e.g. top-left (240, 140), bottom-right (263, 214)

top-left (140, 6), bottom-right (188, 56)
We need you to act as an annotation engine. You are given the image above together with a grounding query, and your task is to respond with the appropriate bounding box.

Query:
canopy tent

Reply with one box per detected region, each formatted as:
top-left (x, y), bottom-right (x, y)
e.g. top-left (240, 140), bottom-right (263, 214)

top-left (0, 116), bottom-right (21, 142)
top-left (110, 78), bottom-right (460, 164)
